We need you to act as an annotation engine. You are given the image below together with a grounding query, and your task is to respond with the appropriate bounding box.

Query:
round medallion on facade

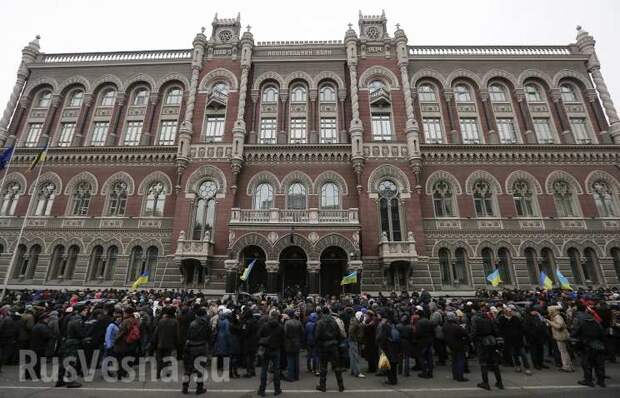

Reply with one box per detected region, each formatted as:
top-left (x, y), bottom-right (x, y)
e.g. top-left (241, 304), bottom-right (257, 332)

top-left (218, 30), bottom-right (232, 42)
top-left (366, 26), bottom-right (380, 40)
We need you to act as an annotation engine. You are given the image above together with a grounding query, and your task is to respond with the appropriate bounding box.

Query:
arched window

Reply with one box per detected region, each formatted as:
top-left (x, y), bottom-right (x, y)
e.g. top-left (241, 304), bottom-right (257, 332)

top-left (540, 247), bottom-right (556, 284)
top-left (439, 248), bottom-right (452, 285)
top-left (71, 181), bottom-right (92, 216)
top-left (88, 245), bottom-right (103, 280)
top-left (17, 244), bottom-right (41, 279)
top-left (560, 84), bottom-right (578, 102)
top-left (568, 248), bottom-right (583, 284)
top-left (253, 183), bottom-right (273, 210)
top-left (128, 246), bottom-right (144, 282)
top-left (192, 180), bottom-right (217, 240)
top-left (454, 84), bottom-right (472, 102)
top-left (146, 246), bottom-right (158, 277)
top-left (33, 182), bottom-right (56, 216)
top-left (481, 247), bottom-right (495, 283)
top-left (418, 84), bottom-right (437, 102)
top-left (497, 247), bottom-right (512, 284)
top-left (319, 85), bottom-right (336, 102)
top-left (132, 88), bottom-right (149, 106)
top-left (0, 182), bottom-right (21, 216)
top-left (525, 84), bottom-right (543, 102)
top-left (472, 180), bottom-right (495, 217)
top-left (454, 247), bottom-right (469, 285)
top-left (64, 245), bottom-right (79, 280)
top-left (165, 87), bottom-right (183, 105)
top-left (592, 180), bottom-right (618, 217)
top-left (26, 245), bottom-right (41, 278)
top-left (290, 85), bottom-right (306, 102)
top-left (37, 90), bottom-right (52, 108)
top-left (489, 84), bottom-right (507, 102)
top-left (49, 244), bottom-right (65, 280)
top-left (107, 181), bottom-right (128, 216)
top-left (320, 182), bottom-right (340, 209)
top-left (14, 244), bottom-right (27, 278)
top-left (287, 182), bottom-right (306, 209)
top-left (262, 86), bottom-right (278, 103)
top-left (512, 179), bottom-right (536, 217)
top-left (583, 248), bottom-right (599, 284)
top-left (552, 180), bottom-right (578, 217)
top-left (378, 180), bottom-right (402, 241)
top-left (212, 82), bottom-right (229, 96)
top-left (90, 245), bottom-right (117, 281)
top-left (369, 80), bottom-right (386, 94)
top-left (611, 247), bottom-right (620, 281)
top-left (144, 182), bottom-right (166, 216)
top-left (524, 247), bottom-right (538, 284)
top-left (68, 90), bottom-right (84, 107)
top-left (100, 89), bottom-right (116, 106)
top-left (432, 180), bottom-right (454, 217)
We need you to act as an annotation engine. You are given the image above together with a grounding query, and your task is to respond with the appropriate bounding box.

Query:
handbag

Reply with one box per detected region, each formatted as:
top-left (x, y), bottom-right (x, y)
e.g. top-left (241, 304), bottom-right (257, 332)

top-left (378, 352), bottom-right (391, 370)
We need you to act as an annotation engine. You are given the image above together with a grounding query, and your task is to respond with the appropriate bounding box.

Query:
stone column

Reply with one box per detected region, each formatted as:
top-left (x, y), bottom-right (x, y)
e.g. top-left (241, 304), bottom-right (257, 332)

top-left (224, 259), bottom-right (239, 293)
top-left (515, 89), bottom-right (537, 144)
top-left (480, 89), bottom-right (499, 144)
top-left (308, 90), bottom-right (318, 143)
top-left (249, 91), bottom-right (259, 143)
top-left (41, 95), bottom-right (61, 144)
top-left (74, 93), bottom-right (93, 146)
top-left (141, 92), bottom-right (159, 145)
top-left (107, 93), bottom-right (125, 145)
top-left (307, 260), bottom-right (320, 295)
top-left (576, 26), bottom-right (620, 143)
top-left (265, 260), bottom-right (279, 293)
top-left (444, 90), bottom-right (461, 144)
top-left (550, 89), bottom-right (573, 144)
top-left (338, 91), bottom-right (347, 143)
top-left (0, 36), bottom-right (40, 146)
top-left (7, 97), bottom-right (30, 139)
top-left (277, 94), bottom-right (288, 144)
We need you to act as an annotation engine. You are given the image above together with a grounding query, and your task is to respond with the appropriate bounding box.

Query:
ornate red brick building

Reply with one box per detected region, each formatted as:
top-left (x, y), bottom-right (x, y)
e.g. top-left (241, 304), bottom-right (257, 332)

top-left (1, 12), bottom-right (619, 295)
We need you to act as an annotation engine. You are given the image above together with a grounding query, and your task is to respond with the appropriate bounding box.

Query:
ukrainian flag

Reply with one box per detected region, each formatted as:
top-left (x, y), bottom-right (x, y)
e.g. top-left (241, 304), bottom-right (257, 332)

top-left (29, 143), bottom-right (48, 171)
top-left (132, 272), bottom-right (149, 289)
top-left (539, 271), bottom-right (553, 289)
top-left (486, 269), bottom-right (502, 287)
top-left (340, 271), bottom-right (358, 285)
top-left (240, 259), bottom-right (256, 282)
top-left (555, 269), bottom-right (573, 290)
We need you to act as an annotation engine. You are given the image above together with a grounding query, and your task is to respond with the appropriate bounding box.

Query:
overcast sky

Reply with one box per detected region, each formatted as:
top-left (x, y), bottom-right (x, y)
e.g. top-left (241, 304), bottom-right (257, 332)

top-left (1, 0), bottom-right (619, 114)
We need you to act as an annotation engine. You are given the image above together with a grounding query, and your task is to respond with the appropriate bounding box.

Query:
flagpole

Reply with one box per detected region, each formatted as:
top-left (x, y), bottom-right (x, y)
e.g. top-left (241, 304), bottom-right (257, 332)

top-left (0, 140), bottom-right (48, 302)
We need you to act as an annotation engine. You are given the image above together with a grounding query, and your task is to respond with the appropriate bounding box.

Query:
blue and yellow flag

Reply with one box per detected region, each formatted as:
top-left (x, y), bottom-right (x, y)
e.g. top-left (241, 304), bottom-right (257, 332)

top-left (0, 146), bottom-right (14, 170)
top-left (539, 271), bottom-right (553, 289)
top-left (29, 143), bottom-right (48, 171)
top-left (555, 269), bottom-right (573, 291)
top-left (486, 269), bottom-right (502, 287)
top-left (240, 259), bottom-right (256, 282)
top-left (340, 271), bottom-right (358, 285)
top-left (132, 272), bottom-right (149, 289)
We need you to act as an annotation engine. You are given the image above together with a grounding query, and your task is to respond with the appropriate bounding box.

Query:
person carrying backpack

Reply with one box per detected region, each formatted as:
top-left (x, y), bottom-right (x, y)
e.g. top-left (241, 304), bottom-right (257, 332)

top-left (314, 306), bottom-right (345, 392)
top-left (114, 307), bottom-right (140, 379)
top-left (376, 308), bottom-right (400, 386)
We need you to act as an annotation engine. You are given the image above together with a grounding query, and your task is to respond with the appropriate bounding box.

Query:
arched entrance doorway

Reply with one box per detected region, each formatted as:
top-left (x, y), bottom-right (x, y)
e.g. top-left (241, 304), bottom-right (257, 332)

top-left (320, 246), bottom-right (348, 297)
top-left (240, 245), bottom-right (267, 293)
top-left (181, 258), bottom-right (204, 287)
top-left (385, 261), bottom-right (410, 291)
top-left (280, 246), bottom-right (307, 297)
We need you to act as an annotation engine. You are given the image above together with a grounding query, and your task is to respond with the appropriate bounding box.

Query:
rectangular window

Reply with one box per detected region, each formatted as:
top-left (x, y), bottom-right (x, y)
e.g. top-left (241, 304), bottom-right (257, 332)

top-left (157, 120), bottom-right (177, 145)
top-left (459, 118), bottom-right (481, 144)
top-left (24, 123), bottom-right (43, 147)
top-left (371, 113), bottom-right (392, 141)
top-left (289, 118), bottom-right (307, 144)
top-left (123, 121), bottom-right (143, 146)
top-left (90, 122), bottom-right (109, 146)
top-left (570, 118), bottom-right (591, 144)
top-left (533, 118), bottom-right (554, 144)
top-left (57, 122), bottom-right (75, 147)
top-left (259, 118), bottom-right (277, 144)
top-left (204, 116), bottom-right (225, 142)
top-left (320, 117), bottom-right (337, 144)
top-left (496, 118), bottom-right (517, 144)
top-left (423, 117), bottom-right (443, 143)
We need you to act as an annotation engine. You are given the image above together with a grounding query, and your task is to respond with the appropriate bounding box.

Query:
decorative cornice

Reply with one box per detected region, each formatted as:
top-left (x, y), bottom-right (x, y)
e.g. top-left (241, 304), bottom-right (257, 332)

top-left (244, 144), bottom-right (352, 163)
top-left (12, 146), bottom-right (177, 166)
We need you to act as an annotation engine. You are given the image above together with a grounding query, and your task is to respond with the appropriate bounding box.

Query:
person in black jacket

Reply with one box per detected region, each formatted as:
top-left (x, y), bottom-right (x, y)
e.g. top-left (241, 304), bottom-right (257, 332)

top-left (241, 306), bottom-right (259, 377)
top-left (523, 307), bottom-right (548, 370)
top-left (497, 307), bottom-right (532, 375)
top-left (284, 309), bottom-right (303, 382)
top-left (396, 314), bottom-right (413, 377)
top-left (572, 302), bottom-right (606, 387)
top-left (314, 306), bottom-right (345, 392)
top-left (471, 305), bottom-right (503, 391)
top-left (153, 307), bottom-right (178, 379)
top-left (442, 312), bottom-right (468, 382)
top-left (182, 306), bottom-right (210, 395)
top-left (257, 308), bottom-right (284, 396)
top-left (30, 313), bottom-right (51, 379)
top-left (0, 309), bottom-right (19, 372)
top-left (414, 309), bottom-right (434, 379)
top-left (376, 309), bottom-right (400, 386)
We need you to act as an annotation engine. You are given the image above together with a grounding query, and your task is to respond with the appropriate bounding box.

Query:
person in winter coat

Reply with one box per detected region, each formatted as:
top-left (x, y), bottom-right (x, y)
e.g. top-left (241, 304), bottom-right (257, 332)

top-left (18, 307), bottom-right (35, 356)
top-left (497, 307), bottom-right (532, 375)
top-left (240, 307), bottom-right (259, 377)
top-left (442, 312), bottom-right (469, 382)
top-left (430, 305), bottom-right (447, 366)
top-left (571, 302), bottom-right (606, 387)
top-left (414, 309), bottom-right (435, 379)
top-left (114, 307), bottom-right (140, 379)
top-left (304, 312), bottom-right (319, 375)
top-left (376, 309), bottom-right (400, 386)
top-left (348, 311), bottom-right (365, 378)
top-left (314, 306), bottom-right (345, 392)
top-left (396, 314), bottom-right (412, 377)
top-left (546, 305), bottom-right (573, 372)
top-left (30, 314), bottom-right (51, 379)
top-left (471, 305), bottom-right (503, 391)
top-left (257, 308), bottom-right (284, 396)
top-left (213, 309), bottom-right (231, 372)
top-left (153, 307), bottom-right (178, 379)
top-left (0, 308), bottom-right (19, 371)
top-left (523, 307), bottom-right (549, 370)
top-left (228, 309), bottom-right (242, 379)
top-left (182, 306), bottom-right (211, 395)
top-left (56, 305), bottom-right (88, 388)
top-left (283, 310), bottom-right (303, 381)
top-left (362, 310), bottom-right (379, 374)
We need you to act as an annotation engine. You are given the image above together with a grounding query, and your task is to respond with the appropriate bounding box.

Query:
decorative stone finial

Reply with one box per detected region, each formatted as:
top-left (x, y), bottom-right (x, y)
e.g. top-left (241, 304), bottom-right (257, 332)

top-left (201, 26), bottom-right (206, 34)
top-left (348, 23), bottom-right (353, 29)
top-left (576, 25), bottom-right (582, 31)
top-left (246, 24), bottom-right (251, 32)
top-left (395, 23), bottom-right (400, 30)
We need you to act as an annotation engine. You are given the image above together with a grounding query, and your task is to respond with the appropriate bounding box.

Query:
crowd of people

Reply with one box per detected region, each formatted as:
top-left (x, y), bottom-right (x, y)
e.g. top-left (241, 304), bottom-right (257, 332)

top-left (0, 286), bottom-right (618, 395)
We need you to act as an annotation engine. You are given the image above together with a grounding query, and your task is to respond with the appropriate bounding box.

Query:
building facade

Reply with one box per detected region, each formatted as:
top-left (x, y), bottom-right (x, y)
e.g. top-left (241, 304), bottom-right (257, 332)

top-left (1, 12), bottom-right (620, 295)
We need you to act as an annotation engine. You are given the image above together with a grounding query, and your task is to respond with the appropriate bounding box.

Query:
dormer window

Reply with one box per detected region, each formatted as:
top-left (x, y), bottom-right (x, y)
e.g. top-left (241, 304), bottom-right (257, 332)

top-left (37, 91), bottom-right (52, 108)
top-left (454, 84), bottom-right (472, 102)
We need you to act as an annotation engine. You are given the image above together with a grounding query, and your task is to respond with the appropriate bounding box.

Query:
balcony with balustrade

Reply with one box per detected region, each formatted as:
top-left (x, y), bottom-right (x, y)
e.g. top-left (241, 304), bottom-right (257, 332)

top-left (229, 208), bottom-right (359, 225)
top-left (378, 231), bottom-right (418, 263)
